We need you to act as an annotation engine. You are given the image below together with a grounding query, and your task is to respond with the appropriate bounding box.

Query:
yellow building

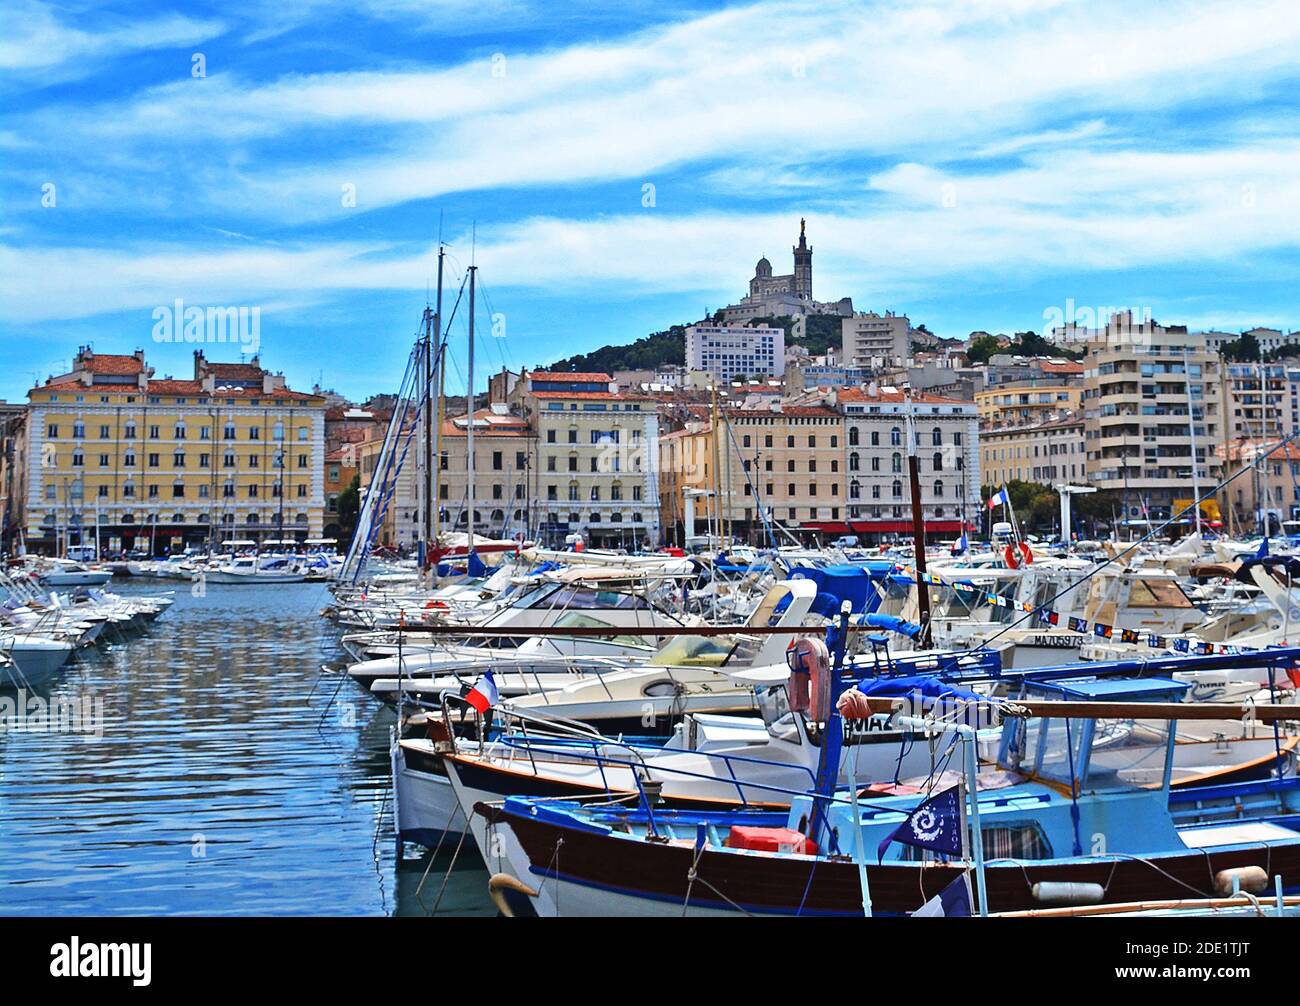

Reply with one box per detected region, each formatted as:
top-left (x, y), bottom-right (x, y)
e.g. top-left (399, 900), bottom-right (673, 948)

top-left (25, 347), bottom-right (327, 554)
top-left (975, 380), bottom-right (1083, 427)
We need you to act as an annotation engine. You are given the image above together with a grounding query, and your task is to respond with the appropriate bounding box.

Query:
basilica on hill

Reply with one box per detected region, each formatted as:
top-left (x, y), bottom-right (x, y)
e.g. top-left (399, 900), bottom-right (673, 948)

top-left (715, 219), bottom-right (854, 324)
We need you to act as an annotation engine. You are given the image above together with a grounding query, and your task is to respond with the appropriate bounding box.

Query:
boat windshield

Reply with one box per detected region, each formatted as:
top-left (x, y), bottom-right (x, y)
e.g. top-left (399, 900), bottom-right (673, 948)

top-left (653, 633), bottom-right (756, 667)
top-left (755, 685), bottom-right (801, 744)
top-left (552, 612), bottom-right (649, 648)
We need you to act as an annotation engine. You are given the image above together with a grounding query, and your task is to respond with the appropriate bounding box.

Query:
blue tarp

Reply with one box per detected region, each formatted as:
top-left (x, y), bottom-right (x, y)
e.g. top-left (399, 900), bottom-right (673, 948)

top-left (789, 563), bottom-right (894, 614)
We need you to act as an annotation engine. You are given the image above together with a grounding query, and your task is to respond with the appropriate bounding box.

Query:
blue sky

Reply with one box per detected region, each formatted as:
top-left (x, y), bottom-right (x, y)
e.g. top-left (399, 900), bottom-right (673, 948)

top-left (4, 0), bottom-right (1300, 401)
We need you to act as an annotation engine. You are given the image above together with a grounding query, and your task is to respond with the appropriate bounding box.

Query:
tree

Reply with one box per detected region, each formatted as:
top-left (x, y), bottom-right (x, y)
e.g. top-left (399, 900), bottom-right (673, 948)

top-left (1220, 331), bottom-right (1262, 362)
top-left (966, 334), bottom-right (1003, 365)
top-left (336, 474), bottom-right (361, 546)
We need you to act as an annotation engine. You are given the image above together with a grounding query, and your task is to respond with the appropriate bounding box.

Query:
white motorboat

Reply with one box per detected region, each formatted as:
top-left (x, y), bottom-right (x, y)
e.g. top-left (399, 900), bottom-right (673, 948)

top-left (204, 556), bottom-right (307, 584)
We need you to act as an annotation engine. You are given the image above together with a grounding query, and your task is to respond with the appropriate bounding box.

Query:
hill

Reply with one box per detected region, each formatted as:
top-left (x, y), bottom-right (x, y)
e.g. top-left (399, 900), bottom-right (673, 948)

top-left (539, 313), bottom-right (847, 375)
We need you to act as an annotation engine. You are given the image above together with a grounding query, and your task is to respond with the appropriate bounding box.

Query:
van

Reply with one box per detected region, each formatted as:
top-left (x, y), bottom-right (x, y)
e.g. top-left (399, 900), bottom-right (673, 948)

top-left (832, 535), bottom-right (860, 549)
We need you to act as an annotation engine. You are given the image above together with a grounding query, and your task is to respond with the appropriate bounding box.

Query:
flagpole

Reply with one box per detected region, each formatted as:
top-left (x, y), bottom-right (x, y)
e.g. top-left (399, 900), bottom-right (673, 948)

top-left (961, 722), bottom-right (988, 917)
top-left (845, 739), bottom-right (873, 917)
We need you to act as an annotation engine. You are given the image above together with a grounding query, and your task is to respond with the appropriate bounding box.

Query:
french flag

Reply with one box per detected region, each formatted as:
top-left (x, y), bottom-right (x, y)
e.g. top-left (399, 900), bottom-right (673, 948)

top-left (465, 671), bottom-right (499, 713)
top-left (987, 487), bottom-right (1009, 510)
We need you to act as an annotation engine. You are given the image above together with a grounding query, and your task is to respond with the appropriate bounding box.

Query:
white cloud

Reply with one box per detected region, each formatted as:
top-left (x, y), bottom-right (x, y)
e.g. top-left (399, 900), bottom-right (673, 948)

top-left (0, 2), bottom-right (225, 79)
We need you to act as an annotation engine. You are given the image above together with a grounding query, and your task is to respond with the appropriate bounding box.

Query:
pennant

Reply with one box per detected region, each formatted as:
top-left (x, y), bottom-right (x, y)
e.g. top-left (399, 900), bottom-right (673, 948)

top-left (1068, 617), bottom-right (1088, 633)
top-left (1093, 623), bottom-right (1113, 639)
top-left (912, 872), bottom-right (973, 918)
top-left (877, 786), bottom-right (964, 862)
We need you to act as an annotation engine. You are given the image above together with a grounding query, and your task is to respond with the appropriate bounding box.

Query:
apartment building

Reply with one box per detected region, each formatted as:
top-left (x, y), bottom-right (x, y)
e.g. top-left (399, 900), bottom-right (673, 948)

top-left (659, 398), bottom-right (846, 544)
top-left (0, 403), bottom-right (27, 554)
top-left (510, 371), bottom-right (660, 548)
top-left (25, 347), bottom-right (327, 554)
top-left (980, 417), bottom-right (1087, 487)
top-left (1218, 441), bottom-right (1300, 531)
top-left (841, 312), bottom-right (911, 369)
top-left (1224, 362), bottom-right (1290, 441)
top-left (436, 404), bottom-right (537, 541)
top-left (837, 386), bottom-right (980, 539)
top-left (1080, 315), bottom-right (1223, 521)
top-left (685, 324), bottom-right (784, 383)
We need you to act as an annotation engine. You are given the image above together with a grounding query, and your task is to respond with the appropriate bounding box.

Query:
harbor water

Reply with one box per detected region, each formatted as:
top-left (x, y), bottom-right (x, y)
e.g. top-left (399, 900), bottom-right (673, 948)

top-left (0, 581), bottom-right (491, 916)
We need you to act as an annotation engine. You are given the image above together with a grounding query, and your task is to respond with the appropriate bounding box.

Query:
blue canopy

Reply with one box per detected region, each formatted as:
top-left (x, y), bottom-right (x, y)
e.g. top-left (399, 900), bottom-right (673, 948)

top-left (789, 563), bottom-right (894, 614)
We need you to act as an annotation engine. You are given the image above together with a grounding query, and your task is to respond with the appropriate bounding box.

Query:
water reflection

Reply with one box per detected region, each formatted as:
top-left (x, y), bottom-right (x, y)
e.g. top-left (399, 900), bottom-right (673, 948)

top-left (0, 581), bottom-right (492, 917)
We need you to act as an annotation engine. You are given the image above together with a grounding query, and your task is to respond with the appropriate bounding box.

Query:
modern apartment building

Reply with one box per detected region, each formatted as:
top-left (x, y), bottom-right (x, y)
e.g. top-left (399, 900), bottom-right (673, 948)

top-left (841, 311), bottom-right (911, 369)
top-left (685, 324), bottom-right (784, 383)
top-left (25, 348), bottom-right (327, 554)
top-left (1080, 315), bottom-right (1223, 521)
top-left (975, 380), bottom-right (1083, 427)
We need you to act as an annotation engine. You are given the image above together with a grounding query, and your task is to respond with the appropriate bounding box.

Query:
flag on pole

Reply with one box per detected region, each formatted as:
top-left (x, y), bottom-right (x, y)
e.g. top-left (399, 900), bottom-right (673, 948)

top-left (464, 671), bottom-right (499, 713)
top-left (986, 487), bottom-right (1009, 510)
top-left (912, 871), bottom-right (973, 917)
top-left (951, 532), bottom-right (968, 555)
top-left (877, 785), bottom-right (964, 862)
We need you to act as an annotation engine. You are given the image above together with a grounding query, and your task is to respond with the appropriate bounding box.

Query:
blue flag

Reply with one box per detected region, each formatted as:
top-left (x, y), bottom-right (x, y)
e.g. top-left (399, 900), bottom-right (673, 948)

top-left (877, 785), bottom-right (964, 862)
top-left (912, 871), bottom-right (973, 917)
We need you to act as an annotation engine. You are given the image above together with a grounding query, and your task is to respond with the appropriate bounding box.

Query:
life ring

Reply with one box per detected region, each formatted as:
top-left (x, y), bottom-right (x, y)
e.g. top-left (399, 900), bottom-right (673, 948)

top-left (1004, 544), bottom-right (1020, 569)
top-left (1020, 541), bottom-right (1034, 565)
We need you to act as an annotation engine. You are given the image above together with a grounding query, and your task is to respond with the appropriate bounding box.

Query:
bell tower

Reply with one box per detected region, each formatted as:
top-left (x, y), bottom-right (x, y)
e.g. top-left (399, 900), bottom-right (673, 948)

top-left (793, 217), bottom-right (812, 301)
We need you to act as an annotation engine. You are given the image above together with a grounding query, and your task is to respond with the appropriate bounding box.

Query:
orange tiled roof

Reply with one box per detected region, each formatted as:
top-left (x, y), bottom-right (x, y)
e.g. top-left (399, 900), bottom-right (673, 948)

top-left (528, 371), bottom-right (613, 383)
top-left (82, 354), bottom-right (145, 376)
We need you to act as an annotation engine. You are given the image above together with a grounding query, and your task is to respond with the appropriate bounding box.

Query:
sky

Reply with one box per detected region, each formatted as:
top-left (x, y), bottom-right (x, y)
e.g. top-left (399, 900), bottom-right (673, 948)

top-left (4, 0), bottom-right (1300, 401)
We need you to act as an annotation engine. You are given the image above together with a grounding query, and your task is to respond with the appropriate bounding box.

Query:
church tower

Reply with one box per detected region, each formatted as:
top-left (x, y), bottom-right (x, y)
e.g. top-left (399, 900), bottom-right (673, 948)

top-left (792, 217), bottom-right (812, 301)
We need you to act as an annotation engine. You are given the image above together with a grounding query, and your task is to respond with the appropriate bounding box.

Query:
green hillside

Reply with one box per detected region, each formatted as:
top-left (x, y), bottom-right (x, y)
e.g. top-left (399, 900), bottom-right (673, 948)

top-left (539, 313), bottom-right (846, 375)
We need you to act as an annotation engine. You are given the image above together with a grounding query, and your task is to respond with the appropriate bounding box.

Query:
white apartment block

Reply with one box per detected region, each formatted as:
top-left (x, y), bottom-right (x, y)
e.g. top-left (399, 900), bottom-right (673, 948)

top-left (685, 325), bottom-right (784, 383)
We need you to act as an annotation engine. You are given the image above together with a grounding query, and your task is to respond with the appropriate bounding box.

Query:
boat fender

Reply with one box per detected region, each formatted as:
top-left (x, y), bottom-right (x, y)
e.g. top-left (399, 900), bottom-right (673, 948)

top-left (487, 873), bottom-right (539, 918)
top-left (1214, 865), bottom-right (1268, 896)
top-left (1003, 544), bottom-right (1020, 569)
top-left (1031, 881), bottom-right (1104, 905)
top-left (786, 636), bottom-right (829, 717)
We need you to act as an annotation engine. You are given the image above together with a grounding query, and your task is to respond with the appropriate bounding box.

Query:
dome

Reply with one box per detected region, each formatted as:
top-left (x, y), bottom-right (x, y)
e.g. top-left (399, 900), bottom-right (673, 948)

top-left (755, 256), bottom-right (772, 277)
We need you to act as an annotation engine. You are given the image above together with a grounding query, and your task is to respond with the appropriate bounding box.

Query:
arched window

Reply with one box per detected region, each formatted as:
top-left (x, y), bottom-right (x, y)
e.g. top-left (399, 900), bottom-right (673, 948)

top-left (891, 452), bottom-right (902, 473)
top-left (892, 480), bottom-right (903, 499)
top-left (848, 427), bottom-right (859, 446)
top-left (890, 427), bottom-right (901, 446)
top-left (849, 452), bottom-right (860, 472)
top-left (932, 427), bottom-right (942, 446)
top-left (245, 513), bottom-right (258, 524)
top-left (569, 512), bottom-right (580, 523)
top-left (933, 480), bottom-right (944, 498)
top-left (849, 480), bottom-right (861, 499)
top-left (589, 512), bottom-right (601, 523)
top-left (491, 509), bottom-right (504, 522)
top-left (933, 452), bottom-right (944, 472)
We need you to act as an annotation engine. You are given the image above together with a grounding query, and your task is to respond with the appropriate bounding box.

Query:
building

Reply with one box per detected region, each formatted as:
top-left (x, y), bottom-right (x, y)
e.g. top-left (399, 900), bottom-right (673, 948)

top-left (841, 311), bottom-right (911, 369)
top-left (980, 416), bottom-right (1087, 487)
top-left (24, 347), bottom-right (327, 554)
top-left (716, 220), bottom-right (853, 323)
top-left (0, 403), bottom-right (27, 554)
top-left (509, 371), bottom-right (661, 548)
top-left (1217, 440), bottom-right (1300, 531)
top-left (836, 386), bottom-right (980, 540)
top-left (1080, 314), bottom-right (1224, 522)
top-left (976, 380), bottom-right (1083, 427)
top-left (1224, 362), bottom-right (1289, 441)
top-left (436, 404), bottom-right (538, 541)
top-left (685, 324), bottom-right (784, 383)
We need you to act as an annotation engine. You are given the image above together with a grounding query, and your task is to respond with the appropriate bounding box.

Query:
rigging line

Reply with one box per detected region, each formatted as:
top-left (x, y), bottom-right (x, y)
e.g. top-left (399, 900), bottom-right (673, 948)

top-left (965, 430), bottom-right (1300, 653)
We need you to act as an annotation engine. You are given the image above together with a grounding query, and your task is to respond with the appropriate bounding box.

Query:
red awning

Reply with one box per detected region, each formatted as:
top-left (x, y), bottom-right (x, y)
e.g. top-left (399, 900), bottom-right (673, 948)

top-left (802, 520), bottom-right (965, 534)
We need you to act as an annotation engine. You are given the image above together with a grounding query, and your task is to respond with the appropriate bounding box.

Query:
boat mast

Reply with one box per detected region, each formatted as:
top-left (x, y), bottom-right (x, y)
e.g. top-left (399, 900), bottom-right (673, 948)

top-left (905, 390), bottom-right (933, 648)
top-left (466, 262), bottom-right (477, 555)
top-left (429, 245), bottom-right (445, 569)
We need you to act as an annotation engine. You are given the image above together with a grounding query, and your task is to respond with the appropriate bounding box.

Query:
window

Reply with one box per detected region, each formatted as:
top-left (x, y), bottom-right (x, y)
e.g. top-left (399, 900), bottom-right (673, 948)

top-left (892, 480), bottom-right (903, 499)
top-left (890, 427), bottom-right (901, 446)
top-left (99, 425), bottom-right (110, 439)
top-left (249, 426), bottom-right (260, 440)
top-left (149, 425), bottom-right (160, 439)
top-left (932, 427), bottom-right (942, 446)
top-left (493, 451), bottom-right (502, 470)
top-left (173, 451), bottom-right (186, 467)
top-left (849, 452), bottom-right (859, 472)
top-left (871, 431), bottom-right (880, 446)
top-left (933, 452), bottom-right (943, 472)
top-left (148, 453), bottom-right (160, 468)
top-left (891, 452), bottom-right (902, 473)
top-left (934, 480), bottom-right (944, 498)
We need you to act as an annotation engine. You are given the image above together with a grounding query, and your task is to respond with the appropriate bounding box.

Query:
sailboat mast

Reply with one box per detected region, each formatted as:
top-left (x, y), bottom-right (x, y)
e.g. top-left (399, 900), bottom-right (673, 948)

top-left (430, 246), bottom-right (444, 558)
top-left (904, 391), bottom-right (933, 648)
top-left (467, 264), bottom-right (477, 553)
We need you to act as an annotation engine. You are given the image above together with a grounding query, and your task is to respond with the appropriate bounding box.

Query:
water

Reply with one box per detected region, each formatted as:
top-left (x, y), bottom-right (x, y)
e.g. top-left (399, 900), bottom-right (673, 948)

top-left (0, 581), bottom-right (491, 916)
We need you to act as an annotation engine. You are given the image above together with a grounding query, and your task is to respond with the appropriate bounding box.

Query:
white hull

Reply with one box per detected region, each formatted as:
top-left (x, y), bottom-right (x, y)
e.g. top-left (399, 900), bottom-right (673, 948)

top-left (204, 570), bottom-right (306, 584)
